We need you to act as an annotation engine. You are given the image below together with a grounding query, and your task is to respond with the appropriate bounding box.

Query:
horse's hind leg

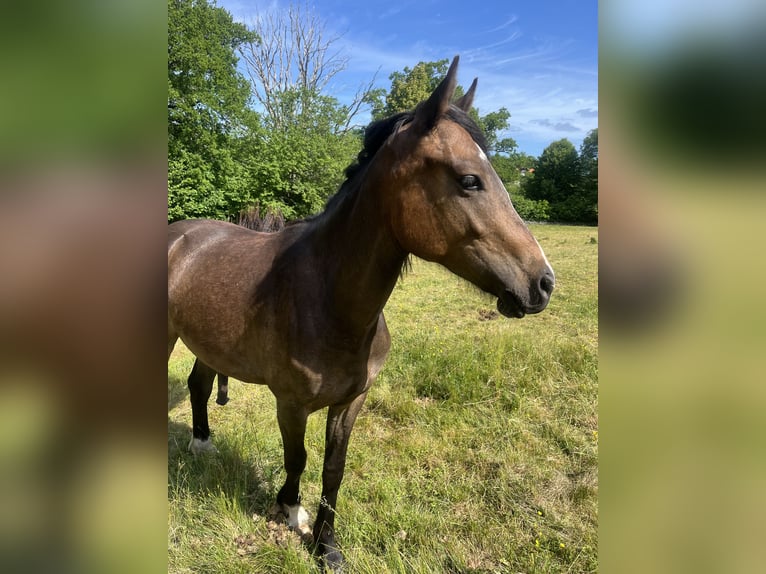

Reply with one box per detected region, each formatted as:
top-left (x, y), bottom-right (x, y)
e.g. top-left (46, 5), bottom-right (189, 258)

top-left (275, 400), bottom-right (311, 538)
top-left (215, 373), bottom-right (229, 405)
top-left (187, 358), bottom-right (217, 454)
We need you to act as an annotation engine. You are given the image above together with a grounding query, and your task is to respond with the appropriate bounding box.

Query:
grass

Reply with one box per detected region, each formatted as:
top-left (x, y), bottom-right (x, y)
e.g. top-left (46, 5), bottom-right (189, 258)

top-left (168, 223), bottom-right (598, 573)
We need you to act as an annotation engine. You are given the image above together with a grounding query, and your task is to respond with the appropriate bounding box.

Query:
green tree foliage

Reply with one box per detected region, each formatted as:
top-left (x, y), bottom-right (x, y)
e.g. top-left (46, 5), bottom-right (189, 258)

top-left (375, 60), bottom-right (451, 118)
top-left (491, 151), bottom-right (536, 185)
top-left (475, 108), bottom-right (512, 152)
top-left (236, 2), bottom-right (367, 219)
top-left (510, 192), bottom-right (552, 221)
top-left (240, 89), bottom-right (360, 219)
top-left (525, 139), bottom-right (580, 203)
top-left (520, 131), bottom-right (598, 224)
top-left (579, 128), bottom-right (598, 221)
top-left (491, 152), bottom-right (551, 221)
top-left (374, 60), bottom-right (513, 155)
top-left (168, 0), bottom-right (362, 222)
top-left (167, 0), bottom-right (257, 221)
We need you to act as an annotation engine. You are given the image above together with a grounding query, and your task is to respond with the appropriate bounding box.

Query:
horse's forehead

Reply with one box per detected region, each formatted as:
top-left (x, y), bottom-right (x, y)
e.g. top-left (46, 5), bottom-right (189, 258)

top-left (473, 141), bottom-right (489, 163)
top-left (424, 120), bottom-right (486, 161)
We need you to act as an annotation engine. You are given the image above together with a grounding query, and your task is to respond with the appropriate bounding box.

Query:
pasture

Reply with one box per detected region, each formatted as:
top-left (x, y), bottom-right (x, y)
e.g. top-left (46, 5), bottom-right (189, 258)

top-left (168, 223), bottom-right (597, 573)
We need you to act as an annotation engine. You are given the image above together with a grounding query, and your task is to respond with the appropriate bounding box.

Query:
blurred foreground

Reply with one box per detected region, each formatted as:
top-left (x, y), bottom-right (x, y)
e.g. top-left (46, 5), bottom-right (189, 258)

top-left (0, 2), bottom-right (167, 573)
top-left (600, 1), bottom-right (766, 572)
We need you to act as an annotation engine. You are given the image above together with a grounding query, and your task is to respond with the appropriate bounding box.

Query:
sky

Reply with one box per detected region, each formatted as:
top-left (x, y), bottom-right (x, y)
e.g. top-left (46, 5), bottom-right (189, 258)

top-left (603, 0), bottom-right (765, 55)
top-left (217, 0), bottom-right (598, 157)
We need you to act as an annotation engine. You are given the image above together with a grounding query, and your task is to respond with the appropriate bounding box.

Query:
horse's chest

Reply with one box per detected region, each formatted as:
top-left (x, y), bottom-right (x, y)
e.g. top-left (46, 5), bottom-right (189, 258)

top-left (246, 305), bottom-right (390, 408)
top-left (291, 348), bottom-right (373, 397)
top-left (259, 334), bottom-right (382, 408)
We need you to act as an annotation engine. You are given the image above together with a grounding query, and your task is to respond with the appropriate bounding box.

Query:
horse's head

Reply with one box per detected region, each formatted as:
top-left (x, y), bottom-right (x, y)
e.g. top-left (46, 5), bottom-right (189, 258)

top-left (380, 56), bottom-right (555, 318)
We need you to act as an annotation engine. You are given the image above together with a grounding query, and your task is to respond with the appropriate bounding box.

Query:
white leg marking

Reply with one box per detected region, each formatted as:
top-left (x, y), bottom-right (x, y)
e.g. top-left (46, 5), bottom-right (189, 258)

top-left (285, 503), bottom-right (311, 535)
top-left (188, 436), bottom-right (217, 454)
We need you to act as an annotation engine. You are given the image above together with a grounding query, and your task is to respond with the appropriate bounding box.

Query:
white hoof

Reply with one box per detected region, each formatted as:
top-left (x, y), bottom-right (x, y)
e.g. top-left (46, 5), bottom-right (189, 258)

top-left (188, 436), bottom-right (217, 454)
top-left (284, 503), bottom-right (311, 536)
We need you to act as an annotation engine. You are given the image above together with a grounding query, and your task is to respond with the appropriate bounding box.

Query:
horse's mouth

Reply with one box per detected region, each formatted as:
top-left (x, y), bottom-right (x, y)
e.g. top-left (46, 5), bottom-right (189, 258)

top-left (497, 291), bottom-right (526, 319)
top-left (496, 288), bottom-right (552, 318)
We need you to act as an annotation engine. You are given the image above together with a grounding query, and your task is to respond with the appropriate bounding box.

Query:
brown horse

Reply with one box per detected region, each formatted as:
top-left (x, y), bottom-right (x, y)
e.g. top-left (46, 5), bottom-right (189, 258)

top-left (167, 56), bottom-right (554, 570)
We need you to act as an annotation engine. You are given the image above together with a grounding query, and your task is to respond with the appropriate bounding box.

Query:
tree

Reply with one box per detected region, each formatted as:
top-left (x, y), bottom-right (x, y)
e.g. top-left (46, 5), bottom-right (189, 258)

top-left (521, 136), bottom-right (597, 224)
top-left (167, 0), bottom-right (257, 221)
top-left (239, 2), bottom-right (374, 133)
top-left (374, 59), bottom-right (513, 154)
top-left (579, 128), bottom-right (598, 223)
top-left (524, 139), bottom-right (580, 203)
top-left (240, 91), bottom-right (360, 218)
top-left (495, 137), bottom-right (519, 155)
top-left (475, 108), bottom-right (512, 152)
top-left (376, 59), bottom-right (451, 118)
top-left (235, 2), bottom-right (369, 218)
top-left (491, 150), bottom-right (536, 183)
top-left (490, 151), bottom-right (550, 222)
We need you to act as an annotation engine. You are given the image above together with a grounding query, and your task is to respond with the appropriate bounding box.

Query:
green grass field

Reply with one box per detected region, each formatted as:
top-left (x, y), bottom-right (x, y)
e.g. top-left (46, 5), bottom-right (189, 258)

top-left (168, 223), bottom-right (598, 573)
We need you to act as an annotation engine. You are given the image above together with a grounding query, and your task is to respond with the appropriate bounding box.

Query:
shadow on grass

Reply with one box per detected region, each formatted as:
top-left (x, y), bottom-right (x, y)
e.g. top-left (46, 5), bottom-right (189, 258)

top-left (167, 373), bottom-right (187, 412)
top-left (168, 364), bottom-right (278, 520)
top-left (167, 419), bottom-right (279, 519)
top-left (168, 417), bottom-right (328, 571)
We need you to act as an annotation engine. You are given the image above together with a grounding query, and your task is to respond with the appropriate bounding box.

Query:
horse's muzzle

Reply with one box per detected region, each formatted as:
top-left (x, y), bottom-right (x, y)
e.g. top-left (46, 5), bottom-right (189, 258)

top-left (497, 268), bottom-right (554, 318)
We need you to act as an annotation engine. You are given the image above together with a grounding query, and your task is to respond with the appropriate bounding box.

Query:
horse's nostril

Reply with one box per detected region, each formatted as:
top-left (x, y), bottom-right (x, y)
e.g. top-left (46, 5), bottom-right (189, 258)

top-left (539, 270), bottom-right (555, 297)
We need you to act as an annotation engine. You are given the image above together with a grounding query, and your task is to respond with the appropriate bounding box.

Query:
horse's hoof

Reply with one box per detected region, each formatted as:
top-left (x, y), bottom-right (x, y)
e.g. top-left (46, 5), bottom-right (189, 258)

top-left (315, 541), bottom-right (344, 573)
top-left (322, 547), bottom-right (345, 572)
top-left (215, 395), bottom-right (229, 406)
top-left (188, 437), bottom-right (217, 454)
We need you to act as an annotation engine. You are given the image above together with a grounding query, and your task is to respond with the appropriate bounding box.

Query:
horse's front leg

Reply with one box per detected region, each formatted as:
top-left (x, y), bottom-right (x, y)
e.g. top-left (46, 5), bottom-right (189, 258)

top-left (275, 400), bottom-right (310, 536)
top-left (314, 390), bottom-right (369, 571)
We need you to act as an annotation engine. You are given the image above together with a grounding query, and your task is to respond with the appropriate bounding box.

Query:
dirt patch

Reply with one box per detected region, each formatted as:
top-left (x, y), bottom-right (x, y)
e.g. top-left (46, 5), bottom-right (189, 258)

top-left (478, 308), bottom-right (499, 321)
top-left (236, 504), bottom-right (313, 556)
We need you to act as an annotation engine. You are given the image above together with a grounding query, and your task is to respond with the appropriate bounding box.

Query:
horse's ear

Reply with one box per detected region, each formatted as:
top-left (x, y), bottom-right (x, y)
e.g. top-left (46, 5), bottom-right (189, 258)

top-left (411, 55), bottom-right (460, 134)
top-left (455, 78), bottom-right (477, 112)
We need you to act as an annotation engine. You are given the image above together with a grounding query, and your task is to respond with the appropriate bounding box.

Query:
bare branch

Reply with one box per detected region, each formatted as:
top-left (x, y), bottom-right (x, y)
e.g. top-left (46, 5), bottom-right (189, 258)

top-left (239, 1), bottom-right (353, 130)
top-left (341, 68), bottom-right (381, 134)
top-left (240, 3), bottom-right (377, 133)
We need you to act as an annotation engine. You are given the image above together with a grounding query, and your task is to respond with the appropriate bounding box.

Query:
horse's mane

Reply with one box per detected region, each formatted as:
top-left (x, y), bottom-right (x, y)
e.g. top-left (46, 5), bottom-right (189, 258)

top-left (318, 105), bottom-right (489, 220)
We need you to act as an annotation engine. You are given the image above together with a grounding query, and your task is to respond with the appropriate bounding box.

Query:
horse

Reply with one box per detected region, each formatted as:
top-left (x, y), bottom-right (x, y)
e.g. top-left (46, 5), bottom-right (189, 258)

top-left (167, 56), bottom-right (554, 570)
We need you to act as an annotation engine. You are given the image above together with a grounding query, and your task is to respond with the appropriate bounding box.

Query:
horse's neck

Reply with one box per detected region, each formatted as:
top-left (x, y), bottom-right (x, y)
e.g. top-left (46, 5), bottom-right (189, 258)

top-left (308, 179), bottom-right (406, 335)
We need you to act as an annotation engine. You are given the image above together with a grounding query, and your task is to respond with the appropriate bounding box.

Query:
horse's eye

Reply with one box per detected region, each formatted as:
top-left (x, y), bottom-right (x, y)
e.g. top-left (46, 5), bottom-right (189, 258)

top-left (460, 175), bottom-right (482, 191)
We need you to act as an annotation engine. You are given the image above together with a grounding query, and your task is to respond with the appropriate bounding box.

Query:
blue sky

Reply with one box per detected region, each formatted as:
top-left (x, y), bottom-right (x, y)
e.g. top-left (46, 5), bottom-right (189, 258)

top-left (218, 0), bottom-right (597, 157)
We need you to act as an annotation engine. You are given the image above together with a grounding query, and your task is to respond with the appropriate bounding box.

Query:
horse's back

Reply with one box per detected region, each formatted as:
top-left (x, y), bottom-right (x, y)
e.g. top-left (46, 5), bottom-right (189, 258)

top-left (168, 219), bottom-right (272, 286)
top-left (168, 219), bottom-right (251, 260)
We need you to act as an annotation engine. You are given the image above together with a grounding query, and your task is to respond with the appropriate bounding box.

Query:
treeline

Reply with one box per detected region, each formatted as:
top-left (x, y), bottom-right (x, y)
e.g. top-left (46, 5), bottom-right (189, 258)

top-left (168, 0), bottom-right (597, 225)
top-left (495, 130), bottom-right (598, 225)
top-left (168, 0), bottom-right (358, 221)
